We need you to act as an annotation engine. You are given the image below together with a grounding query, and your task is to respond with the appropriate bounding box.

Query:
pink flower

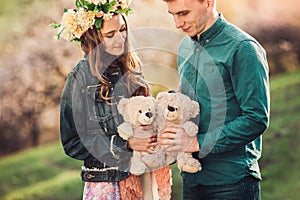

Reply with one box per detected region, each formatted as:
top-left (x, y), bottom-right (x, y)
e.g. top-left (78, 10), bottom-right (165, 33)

top-left (95, 11), bottom-right (104, 18)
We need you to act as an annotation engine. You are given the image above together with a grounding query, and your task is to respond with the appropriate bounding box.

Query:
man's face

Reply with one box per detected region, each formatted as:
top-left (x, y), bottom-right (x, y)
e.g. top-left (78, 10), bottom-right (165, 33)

top-left (166, 0), bottom-right (209, 37)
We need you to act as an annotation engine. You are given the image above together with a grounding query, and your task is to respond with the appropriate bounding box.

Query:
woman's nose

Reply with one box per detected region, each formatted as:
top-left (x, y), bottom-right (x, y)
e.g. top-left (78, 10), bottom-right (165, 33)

top-left (115, 31), bottom-right (126, 42)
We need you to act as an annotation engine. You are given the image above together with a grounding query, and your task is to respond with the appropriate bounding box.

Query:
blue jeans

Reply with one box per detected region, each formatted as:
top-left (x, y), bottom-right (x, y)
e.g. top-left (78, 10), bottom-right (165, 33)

top-left (182, 175), bottom-right (261, 200)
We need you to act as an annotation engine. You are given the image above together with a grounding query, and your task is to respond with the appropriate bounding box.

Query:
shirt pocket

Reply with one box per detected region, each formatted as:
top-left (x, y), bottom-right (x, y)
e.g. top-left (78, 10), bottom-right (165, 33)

top-left (198, 64), bottom-right (228, 97)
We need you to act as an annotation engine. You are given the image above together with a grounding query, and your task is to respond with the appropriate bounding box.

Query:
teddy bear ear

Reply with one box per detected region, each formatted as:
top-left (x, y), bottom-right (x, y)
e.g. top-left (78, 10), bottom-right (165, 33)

top-left (191, 100), bottom-right (200, 117)
top-left (117, 98), bottom-right (129, 115)
top-left (156, 90), bottom-right (170, 101)
top-left (155, 91), bottom-right (164, 101)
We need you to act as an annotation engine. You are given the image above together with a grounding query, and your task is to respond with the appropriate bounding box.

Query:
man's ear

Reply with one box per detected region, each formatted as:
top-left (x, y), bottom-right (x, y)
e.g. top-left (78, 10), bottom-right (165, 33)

top-left (118, 98), bottom-right (129, 115)
top-left (206, 0), bottom-right (215, 9)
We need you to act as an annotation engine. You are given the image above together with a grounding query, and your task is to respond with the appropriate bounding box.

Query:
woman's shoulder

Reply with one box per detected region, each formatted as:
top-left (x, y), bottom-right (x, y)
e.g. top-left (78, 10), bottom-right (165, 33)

top-left (67, 58), bottom-right (91, 79)
top-left (70, 58), bottom-right (89, 75)
top-left (65, 58), bottom-right (91, 85)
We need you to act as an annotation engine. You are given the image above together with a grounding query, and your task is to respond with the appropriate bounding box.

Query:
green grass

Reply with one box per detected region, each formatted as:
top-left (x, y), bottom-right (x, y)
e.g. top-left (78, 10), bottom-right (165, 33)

top-left (0, 71), bottom-right (300, 199)
top-left (261, 71), bottom-right (300, 200)
top-left (0, 142), bottom-right (182, 199)
top-left (0, 143), bottom-right (83, 200)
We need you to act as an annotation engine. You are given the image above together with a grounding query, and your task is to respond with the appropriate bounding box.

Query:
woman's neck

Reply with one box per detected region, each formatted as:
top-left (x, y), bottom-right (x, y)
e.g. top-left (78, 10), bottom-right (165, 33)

top-left (102, 50), bottom-right (119, 67)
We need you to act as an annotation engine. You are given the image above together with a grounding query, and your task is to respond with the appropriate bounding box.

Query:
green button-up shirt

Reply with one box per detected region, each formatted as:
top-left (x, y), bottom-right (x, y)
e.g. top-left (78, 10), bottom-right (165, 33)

top-left (178, 14), bottom-right (270, 185)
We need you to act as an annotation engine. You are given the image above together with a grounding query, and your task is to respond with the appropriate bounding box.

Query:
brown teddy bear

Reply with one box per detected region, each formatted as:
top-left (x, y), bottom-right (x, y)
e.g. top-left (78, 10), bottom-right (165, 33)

top-left (117, 95), bottom-right (167, 176)
top-left (156, 91), bottom-right (202, 173)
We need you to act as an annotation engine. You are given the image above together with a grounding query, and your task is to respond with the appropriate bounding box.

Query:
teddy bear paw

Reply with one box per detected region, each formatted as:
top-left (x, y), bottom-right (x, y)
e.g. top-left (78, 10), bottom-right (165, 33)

top-left (178, 158), bottom-right (202, 173)
top-left (130, 162), bottom-right (147, 176)
top-left (181, 163), bottom-right (202, 173)
top-left (142, 155), bottom-right (165, 170)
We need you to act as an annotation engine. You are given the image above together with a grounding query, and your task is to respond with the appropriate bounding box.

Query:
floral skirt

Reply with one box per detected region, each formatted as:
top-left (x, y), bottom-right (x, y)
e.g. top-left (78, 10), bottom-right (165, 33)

top-left (82, 182), bottom-right (121, 200)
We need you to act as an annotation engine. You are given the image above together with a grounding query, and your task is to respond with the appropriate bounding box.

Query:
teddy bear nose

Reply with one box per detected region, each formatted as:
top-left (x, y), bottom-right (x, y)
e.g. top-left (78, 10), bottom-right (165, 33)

top-left (168, 105), bottom-right (176, 112)
top-left (145, 112), bottom-right (153, 118)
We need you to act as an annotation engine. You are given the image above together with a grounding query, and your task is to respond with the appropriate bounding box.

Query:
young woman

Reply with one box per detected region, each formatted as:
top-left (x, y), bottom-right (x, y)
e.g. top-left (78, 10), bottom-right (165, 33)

top-left (54, 0), bottom-right (171, 199)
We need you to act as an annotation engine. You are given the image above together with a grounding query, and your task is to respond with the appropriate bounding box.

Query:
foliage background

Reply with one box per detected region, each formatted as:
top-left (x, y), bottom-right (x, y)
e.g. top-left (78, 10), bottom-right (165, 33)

top-left (0, 0), bottom-right (300, 199)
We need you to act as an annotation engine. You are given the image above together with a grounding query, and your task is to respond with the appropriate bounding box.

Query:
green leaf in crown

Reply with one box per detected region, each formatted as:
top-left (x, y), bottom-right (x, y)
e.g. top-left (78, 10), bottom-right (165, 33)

top-left (101, 2), bottom-right (112, 13)
top-left (95, 18), bottom-right (103, 30)
top-left (49, 23), bottom-right (61, 29)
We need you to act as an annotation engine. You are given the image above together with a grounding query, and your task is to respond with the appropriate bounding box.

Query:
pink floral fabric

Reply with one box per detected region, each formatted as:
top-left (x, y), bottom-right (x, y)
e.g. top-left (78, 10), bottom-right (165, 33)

top-left (82, 182), bottom-right (121, 200)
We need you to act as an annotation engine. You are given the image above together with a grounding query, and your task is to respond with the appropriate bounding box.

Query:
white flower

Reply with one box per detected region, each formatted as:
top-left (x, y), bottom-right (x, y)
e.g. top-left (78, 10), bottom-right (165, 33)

top-left (52, 0), bottom-right (132, 42)
top-left (119, 0), bottom-right (131, 10)
top-left (77, 8), bottom-right (95, 29)
top-left (87, 0), bottom-right (102, 5)
top-left (60, 8), bottom-right (95, 41)
top-left (103, 13), bottom-right (114, 21)
top-left (110, 3), bottom-right (119, 12)
top-left (61, 29), bottom-right (75, 41)
top-left (100, 0), bottom-right (108, 4)
top-left (61, 9), bottom-right (77, 33)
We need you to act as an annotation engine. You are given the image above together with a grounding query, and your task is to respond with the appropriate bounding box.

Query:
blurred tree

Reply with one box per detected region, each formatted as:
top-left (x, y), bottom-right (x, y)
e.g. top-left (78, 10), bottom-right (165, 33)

top-left (0, 35), bottom-right (68, 154)
top-left (0, 0), bottom-right (299, 156)
top-left (250, 25), bottom-right (300, 75)
top-left (0, 0), bottom-right (81, 155)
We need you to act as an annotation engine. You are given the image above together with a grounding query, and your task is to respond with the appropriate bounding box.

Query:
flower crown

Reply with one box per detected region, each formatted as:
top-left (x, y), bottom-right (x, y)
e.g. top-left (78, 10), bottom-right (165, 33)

top-left (50, 0), bottom-right (132, 42)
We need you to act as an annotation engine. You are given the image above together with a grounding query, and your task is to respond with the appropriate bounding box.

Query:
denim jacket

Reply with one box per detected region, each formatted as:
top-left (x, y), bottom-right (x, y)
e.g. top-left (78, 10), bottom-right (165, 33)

top-left (60, 58), bottom-right (133, 182)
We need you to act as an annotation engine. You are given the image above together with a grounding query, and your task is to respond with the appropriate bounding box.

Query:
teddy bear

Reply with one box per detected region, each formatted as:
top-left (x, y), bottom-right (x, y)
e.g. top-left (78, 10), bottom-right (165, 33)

top-left (117, 95), bottom-right (167, 176)
top-left (156, 91), bottom-right (202, 173)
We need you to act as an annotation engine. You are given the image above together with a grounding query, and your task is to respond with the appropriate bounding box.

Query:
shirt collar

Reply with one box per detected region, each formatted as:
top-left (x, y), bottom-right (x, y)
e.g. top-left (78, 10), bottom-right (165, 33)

top-left (192, 13), bottom-right (226, 43)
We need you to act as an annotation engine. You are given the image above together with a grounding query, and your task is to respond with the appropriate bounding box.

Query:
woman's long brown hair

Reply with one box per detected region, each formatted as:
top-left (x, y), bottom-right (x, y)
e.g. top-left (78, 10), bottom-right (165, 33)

top-left (80, 14), bottom-right (149, 102)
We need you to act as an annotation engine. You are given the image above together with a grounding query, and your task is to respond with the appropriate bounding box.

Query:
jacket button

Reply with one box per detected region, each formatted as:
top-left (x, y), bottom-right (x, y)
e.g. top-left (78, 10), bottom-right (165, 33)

top-left (86, 173), bottom-right (95, 179)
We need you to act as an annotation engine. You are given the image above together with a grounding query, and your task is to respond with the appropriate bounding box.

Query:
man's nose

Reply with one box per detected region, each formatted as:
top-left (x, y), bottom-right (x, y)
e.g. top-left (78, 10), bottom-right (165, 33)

top-left (174, 16), bottom-right (184, 29)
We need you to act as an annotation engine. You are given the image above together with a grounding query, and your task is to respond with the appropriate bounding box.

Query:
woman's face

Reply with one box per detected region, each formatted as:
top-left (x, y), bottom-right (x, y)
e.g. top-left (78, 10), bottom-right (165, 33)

top-left (101, 14), bottom-right (127, 56)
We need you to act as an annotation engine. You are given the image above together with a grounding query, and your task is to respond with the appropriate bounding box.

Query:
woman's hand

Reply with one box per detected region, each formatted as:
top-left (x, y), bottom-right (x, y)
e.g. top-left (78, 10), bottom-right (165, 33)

top-left (128, 125), bottom-right (157, 153)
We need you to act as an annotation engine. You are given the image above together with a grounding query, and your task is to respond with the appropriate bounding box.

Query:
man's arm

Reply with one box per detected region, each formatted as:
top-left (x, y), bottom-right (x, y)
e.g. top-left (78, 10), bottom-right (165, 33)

top-left (198, 40), bottom-right (270, 156)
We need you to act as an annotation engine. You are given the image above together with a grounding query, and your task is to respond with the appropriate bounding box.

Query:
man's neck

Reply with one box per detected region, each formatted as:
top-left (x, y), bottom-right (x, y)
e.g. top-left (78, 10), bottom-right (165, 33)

top-left (196, 11), bottom-right (219, 40)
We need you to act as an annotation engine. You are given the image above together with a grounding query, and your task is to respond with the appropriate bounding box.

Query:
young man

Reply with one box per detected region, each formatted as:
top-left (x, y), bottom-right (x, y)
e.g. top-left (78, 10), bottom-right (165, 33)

top-left (159, 0), bottom-right (270, 199)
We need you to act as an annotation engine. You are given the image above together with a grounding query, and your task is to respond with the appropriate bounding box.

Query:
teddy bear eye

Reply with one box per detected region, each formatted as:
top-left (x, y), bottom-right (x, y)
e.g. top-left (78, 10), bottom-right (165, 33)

top-left (139, 110), bottom-right (142, 113)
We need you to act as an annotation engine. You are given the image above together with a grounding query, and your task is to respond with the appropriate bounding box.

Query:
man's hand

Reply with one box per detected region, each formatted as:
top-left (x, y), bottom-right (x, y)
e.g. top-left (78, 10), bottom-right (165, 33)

top-left (127, 125), bottom-right (157, 153)
top-left (158, 126), bottom-right (199, 153)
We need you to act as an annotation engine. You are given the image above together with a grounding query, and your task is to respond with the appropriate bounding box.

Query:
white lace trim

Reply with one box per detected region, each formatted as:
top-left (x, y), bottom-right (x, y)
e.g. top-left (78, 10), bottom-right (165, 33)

top-left (81, 166), bottom-right (119, 172)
